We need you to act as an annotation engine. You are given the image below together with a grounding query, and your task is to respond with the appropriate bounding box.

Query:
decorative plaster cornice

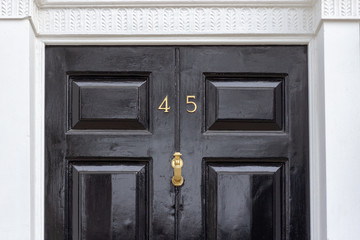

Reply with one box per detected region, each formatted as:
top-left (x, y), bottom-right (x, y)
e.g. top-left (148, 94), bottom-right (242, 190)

top-left (2, 0), bottom-right (360, 36)
top-left (35, 0), bottom-right (315, 8)
top-left (33, 6), bottom-right (314, 35)
top-left (0, 0), bottom-right (31, 19)
top-left (322, 0), bottom-right (360, 18)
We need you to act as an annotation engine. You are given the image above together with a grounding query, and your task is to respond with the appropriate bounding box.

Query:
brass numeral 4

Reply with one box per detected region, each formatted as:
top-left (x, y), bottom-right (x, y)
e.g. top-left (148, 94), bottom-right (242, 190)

top-left (158, 96), bottom-right (170, 113)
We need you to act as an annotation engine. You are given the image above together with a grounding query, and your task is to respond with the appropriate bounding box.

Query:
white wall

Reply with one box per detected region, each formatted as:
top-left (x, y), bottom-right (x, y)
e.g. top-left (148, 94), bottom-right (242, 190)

top-left (324, 21), bottom-right (360, 240)
top-left (0, 20), bottom-right (32, 240)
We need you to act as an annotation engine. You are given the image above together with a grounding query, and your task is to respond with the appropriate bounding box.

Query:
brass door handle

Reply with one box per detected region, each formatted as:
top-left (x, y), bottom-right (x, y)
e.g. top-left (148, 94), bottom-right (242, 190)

top-left (171, 152), bottom-right (184, 187)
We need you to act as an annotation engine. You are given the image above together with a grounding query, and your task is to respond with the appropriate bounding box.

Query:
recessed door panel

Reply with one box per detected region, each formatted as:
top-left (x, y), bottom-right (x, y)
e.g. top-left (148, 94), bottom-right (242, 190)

top-left (70, 162), bottom-right (149, 240)
top-left (205, 162), bottom-right (284, 240)
top-left (206, 76), bottom-right (283, 131)
top-left (69, 75), bottom-right (149, 130)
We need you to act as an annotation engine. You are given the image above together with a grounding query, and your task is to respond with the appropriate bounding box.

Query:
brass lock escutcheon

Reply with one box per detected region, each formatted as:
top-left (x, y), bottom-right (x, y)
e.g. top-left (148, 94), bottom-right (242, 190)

top-left (171, 152), bottom-right (184, 187)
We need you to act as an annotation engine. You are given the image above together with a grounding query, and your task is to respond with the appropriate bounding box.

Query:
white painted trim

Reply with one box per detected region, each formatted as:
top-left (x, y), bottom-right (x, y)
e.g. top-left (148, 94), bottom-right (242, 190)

top-left (35, 0), bottom-right (315, 8)
top-left (39, 35), bottom-right (313, 44)
top-left (32, 5), bottom-right (315, 36)
top-left (31, 38), bottom-right (45, 240)
top-left (308, 29), bottom-right (327, 240)
top-left (31, 33), bottom-right (326, 240)
top-left (3, 0), bottom-right (360, 23)
top-left (24, 1), bottom-right (329, 240)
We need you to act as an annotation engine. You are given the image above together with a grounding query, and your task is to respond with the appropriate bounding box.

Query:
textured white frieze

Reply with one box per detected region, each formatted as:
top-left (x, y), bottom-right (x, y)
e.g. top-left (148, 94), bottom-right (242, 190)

top-left (2, 0), bottom-right (360, 35)
top-left (35, 7), bottom-right (314, 35)
top-left (0, 0), bottom-right (30, 18)
top-left (36, 0), bottom-right (314, 8)
top-left (322, 0), bottom-right (360, 18)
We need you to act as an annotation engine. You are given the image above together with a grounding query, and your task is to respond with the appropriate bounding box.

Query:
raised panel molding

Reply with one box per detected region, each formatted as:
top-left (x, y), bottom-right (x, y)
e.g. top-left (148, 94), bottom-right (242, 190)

top-left (68, 74), bottom-right (149, 130)
top-left (205, 162), bottom-right (285, 239)
top-left (205, 77), bottom-right (284, 131)
top-left (70, 162), bottom-right (149, 239)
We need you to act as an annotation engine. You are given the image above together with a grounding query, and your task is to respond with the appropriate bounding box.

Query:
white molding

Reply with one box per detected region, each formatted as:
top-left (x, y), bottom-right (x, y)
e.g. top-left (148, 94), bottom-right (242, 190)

top-left (39, 35), bottom-right (313, 44)
top-left (322, 0), bottom-right (360, 19)
top-left (308, 30), bottom-right (327, 240)
top-left (31, 38), bottom-right (45, 240)
top-left (2, 1), bottom-right (360, 34)
top-left (31, 34), bottom-right (326, 240)
top-left (0, 0), bottom-right (31, 19)
top-left (313, 0), bottom-right (323, 32)
top-left (35, 0), bottom-right (315, 8)
top-left (32, 6), bottom-right (314, 35)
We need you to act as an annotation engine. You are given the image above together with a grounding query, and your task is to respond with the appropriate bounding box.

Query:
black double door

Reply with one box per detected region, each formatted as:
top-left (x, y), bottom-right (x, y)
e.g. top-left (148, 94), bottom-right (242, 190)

top-left (45, 46), bottom-right (309, 240)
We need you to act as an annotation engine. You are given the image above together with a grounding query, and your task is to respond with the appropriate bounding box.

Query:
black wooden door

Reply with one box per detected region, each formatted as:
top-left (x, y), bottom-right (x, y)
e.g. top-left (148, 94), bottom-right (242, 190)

top-left (178, 47), bottom-right (309, 240)
top-left (45, 47), bottom-right (177, 240)
top-left (45, 46), bottom-right (309, 240)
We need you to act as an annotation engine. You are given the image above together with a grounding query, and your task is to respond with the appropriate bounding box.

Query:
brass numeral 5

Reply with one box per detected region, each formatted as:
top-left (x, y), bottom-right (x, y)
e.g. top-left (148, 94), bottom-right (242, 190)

top-left (186, 95), bottom-right (197, 113)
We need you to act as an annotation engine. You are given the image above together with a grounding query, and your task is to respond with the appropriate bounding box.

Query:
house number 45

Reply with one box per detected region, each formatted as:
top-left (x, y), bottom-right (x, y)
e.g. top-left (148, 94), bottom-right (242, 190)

top-left (158, 95), bottom-right (197, 113)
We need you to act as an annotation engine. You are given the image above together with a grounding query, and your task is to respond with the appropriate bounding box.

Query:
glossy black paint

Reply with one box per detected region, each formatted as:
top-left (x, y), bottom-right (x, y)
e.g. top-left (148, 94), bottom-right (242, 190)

top-left (70, 162), bottom-right (149, 240)
top-left (206, 162), bottom-right (284, 240)
top-left (178, 46), bottom-right (309, 240)
top-left (70, 75), bottom-right (149, 130)
top-left (45, 46), bottom-right (309, 240)
top-left (45, 47), bottom-right (176, 240)
top-left (206, 77), bottom-right (283, 131)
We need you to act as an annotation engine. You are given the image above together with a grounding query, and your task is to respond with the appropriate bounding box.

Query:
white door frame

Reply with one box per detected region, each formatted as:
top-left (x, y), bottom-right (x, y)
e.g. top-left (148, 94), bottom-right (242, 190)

top-left (30, 39), bottom-right (326, 240)
top-left (5, 0), bottom-right (351, 239)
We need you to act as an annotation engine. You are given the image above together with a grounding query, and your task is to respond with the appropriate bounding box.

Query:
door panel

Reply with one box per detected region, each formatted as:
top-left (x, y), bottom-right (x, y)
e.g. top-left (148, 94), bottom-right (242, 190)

top-left (70, 162), bottom-right (149, 240)
top-left (205, 77), bottom-right (283, 131)
top-left (178, 46), bottom-right (309, 239)
top-left (69, 75), bottom-right (149, 130)
top-left (205, 162), bottom-right (284, 240)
